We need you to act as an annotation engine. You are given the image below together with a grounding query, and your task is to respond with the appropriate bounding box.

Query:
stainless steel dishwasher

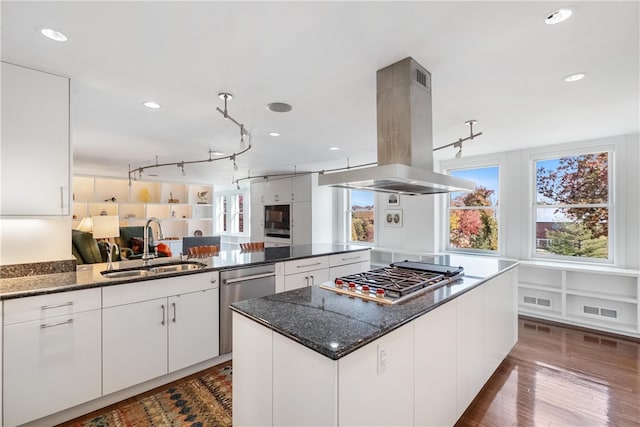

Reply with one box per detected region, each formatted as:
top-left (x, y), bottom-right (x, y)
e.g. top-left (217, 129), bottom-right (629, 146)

top-left (219, 263), bottom-right (276, 354)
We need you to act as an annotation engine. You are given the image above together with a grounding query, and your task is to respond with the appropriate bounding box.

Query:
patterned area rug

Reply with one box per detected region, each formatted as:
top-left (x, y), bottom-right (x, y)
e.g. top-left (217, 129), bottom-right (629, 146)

top-left (64, 363), bottom-right (232, 427)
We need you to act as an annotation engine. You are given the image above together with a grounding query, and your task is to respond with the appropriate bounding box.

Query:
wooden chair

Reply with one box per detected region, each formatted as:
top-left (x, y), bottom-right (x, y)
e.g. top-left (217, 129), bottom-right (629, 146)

top-left (188, 245), bottom-right (219, 258)
top-left (240, 242), bottom-right (265, 251)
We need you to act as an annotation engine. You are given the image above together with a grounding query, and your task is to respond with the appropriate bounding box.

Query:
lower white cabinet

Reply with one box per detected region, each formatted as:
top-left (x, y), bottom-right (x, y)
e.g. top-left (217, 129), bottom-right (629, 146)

top-left (414, 299), bottom-right (458, 426)
top-left (3, 289), bottom-right (102, 426)
top-left (283, 256), bottom-right (329, 291)
top-left (102, 273), bottom-right (219, 395)
top-left (328, 250), bottom-right (371, 279)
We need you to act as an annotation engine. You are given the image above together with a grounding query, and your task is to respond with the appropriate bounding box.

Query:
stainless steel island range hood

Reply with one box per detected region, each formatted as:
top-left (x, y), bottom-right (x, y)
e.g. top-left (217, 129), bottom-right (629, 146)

top-left (319, 57), bottom-right (475, 195)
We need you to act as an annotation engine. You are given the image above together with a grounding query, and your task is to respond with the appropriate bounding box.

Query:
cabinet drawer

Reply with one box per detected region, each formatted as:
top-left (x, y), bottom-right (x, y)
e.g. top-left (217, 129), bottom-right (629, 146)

top-left (3, 288), bottom-right (101, 325)
top-left (103, 271), bottom-right (218, 308)
top-left (329, 251), bottom-right (370, 267)
top-left (284, 256), bottom-right (329, 275)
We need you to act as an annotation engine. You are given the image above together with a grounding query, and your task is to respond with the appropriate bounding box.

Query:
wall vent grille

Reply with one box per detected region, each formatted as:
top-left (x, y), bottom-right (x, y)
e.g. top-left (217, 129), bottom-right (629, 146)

top-left (582, 305), bottom-right (618, 320)
top-left (416, 69), bottom-right (427, 87)
top-left (523, 295), bottom-right (552, 309)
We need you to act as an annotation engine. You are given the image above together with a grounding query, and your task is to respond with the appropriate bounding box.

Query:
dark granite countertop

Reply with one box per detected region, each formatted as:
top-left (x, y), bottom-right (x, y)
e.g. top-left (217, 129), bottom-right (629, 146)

top-left (231, 254), bottom-right (519, 360)
top-left (0, 244), bottom-right (369, 300)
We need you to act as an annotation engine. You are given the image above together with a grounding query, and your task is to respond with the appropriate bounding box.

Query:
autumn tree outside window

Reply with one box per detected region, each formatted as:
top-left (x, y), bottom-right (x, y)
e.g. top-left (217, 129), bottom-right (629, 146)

top-left (534, 151), bottom-right (611, 261)
top-left (447, 166), bottom-right (499, 252)
top-left (349, 190), bottom-right (374, 243)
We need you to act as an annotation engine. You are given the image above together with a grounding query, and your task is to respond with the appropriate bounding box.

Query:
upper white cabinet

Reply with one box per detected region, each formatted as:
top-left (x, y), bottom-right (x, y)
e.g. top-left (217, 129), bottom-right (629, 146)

top-left (250, 173), bottom-right (333, 244)
top-left (1, 62), bottom-right (70, 216)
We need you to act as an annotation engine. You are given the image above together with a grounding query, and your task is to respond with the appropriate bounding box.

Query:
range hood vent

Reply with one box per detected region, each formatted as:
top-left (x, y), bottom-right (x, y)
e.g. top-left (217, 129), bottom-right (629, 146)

top-left (319, 57), bottom-right (475, 195)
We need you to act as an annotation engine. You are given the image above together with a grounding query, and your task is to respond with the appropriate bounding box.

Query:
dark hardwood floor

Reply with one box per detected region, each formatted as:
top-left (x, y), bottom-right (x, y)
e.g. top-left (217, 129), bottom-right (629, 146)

top-left (456, 317), bottom-right (640, 427)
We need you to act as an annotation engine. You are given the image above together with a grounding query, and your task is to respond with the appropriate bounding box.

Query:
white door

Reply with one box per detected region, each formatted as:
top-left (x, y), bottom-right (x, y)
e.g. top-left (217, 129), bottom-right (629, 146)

top-left (3, 310), bottom-right (101, 426)
top-left (168, 288), bottom-right (219, 372)
top-left (103, 298), bottom-right (168, 394)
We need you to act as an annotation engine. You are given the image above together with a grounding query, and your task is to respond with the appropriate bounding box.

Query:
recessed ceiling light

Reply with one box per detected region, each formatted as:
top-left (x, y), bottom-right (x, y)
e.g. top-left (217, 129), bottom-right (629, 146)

top-left (545, 8), bottom-right (573, 25)
top-left (266, 102), bottom-right (293, 113)
top-left (329, 147), bottom-right (340, 151)
top-left (563, 72), bottom-right (587, 82)
top-left (143, 101), bottom-right (161, 109)
top-left (40, 28), bottom-right (68, 42)
top-left (269, 132), bottom-right (281, 137)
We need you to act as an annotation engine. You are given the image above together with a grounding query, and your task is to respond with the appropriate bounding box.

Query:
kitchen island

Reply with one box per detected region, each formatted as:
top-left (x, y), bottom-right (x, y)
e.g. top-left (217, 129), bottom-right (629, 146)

top-left (231, 254), bottom-right (518, 427)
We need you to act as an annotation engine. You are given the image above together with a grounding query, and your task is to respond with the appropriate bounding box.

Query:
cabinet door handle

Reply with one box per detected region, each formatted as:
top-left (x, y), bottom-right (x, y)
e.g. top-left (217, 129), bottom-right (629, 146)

top-left (41, 301), bottom-right (73, 310)
top-left (304, 276), bottom-right (309, 286)
top-left (210, 277), bottom-right (217, 284)
top-left (309, 275), bottom-right (314, 285)
top-left (161, 304), bottom-right (166, 325)
top-left (172, 302), bottom-right (177, 323)
top-left (341, 256), bottom-right (360, 261)
top-left (41, 318), bottom-right (73, 329)
top-left (60, 186), bottom-right (64, 209)
top-left (297, 262), bottom-right (321, 268)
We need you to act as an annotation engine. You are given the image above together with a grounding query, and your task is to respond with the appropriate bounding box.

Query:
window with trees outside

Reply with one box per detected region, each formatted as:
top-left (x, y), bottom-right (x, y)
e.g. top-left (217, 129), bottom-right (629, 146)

top-left (349, 190), bottom-right (374, 243)
top-left (534, 151), bottom-right (610, 260)
top-left (215, 195), bottom-right (227, 232)
top-left (448, 166), bottom-right (499, 252)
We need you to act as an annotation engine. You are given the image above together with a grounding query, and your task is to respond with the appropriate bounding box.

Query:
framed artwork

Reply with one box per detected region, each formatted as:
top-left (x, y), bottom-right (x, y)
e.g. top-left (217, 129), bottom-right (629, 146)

top-left (384, 209), bottom-right (403, 227)
top-left (388, 194), bottom-right (399, 206)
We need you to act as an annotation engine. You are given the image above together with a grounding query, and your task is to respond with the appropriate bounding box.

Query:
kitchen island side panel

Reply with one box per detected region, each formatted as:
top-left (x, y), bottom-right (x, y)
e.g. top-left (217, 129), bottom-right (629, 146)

top-left (232, 312), bottom-right (273, 427)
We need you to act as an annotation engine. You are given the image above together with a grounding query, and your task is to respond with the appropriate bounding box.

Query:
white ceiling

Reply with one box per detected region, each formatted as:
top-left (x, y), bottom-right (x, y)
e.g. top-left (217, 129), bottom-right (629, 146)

top-left (2, 1), bottom-right (638, 188)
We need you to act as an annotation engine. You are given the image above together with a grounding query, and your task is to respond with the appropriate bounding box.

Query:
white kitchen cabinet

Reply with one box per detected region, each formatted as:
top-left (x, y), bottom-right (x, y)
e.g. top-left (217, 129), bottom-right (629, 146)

top-left (283, 256), bottom-right (329, 291)
top-left (250, 173), bottom-right (333, 244)
top-left (250, 203), bottom-right (264, 239)
top-left (1, 61), bottom-right (70, 216)
top-left (102, 272), bottom-right (219, 394)
top-left (328, 250), bottom-right (371, 279)
top-left (263, 179), bottom-right (292, 204)
top-left (168, 288), bottom-right (219, 372)
top-left (414, 299), bottom-right (458, 426)
top-left (3, 289), bottom-right (102, 426)
top-left (291, 174), bottom-right (312, 202)
top-left (456, 285), bottom-right (486, 416)
top-left (102, 297), bottom-right (168, 394)
top-left (291, 201), bottom-right (312, 245)
top-left (338, 324), bottom-right (415, 427)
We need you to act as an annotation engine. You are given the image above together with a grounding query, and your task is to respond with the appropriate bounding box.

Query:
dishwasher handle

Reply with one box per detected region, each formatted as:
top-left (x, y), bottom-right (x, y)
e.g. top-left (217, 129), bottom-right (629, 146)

top-left (223, 272), bottom-right (275, 285)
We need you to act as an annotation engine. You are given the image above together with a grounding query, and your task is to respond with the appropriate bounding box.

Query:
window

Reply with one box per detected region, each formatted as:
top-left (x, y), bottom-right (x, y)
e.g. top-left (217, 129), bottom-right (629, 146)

top-left (215, 191), bottom-right (246, 234)
top-left (447, 166), bottom-right (499, 252)
top-left (349, 190), bottom-right (374, 243)
top-left (534, 151), bottom-right (610, 260)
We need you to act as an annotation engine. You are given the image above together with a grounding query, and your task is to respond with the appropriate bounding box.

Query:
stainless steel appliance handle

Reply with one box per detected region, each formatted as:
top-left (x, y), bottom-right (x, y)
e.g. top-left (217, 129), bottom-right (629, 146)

top-left (161, 304), bottom-right (166, 325)
top-left (223, 272), bottom-right (275, 285)
top-left (41, 301), bottom-right (73, 310)
top-left (41, 318), bottom-right (73, 329)
top-left (297, 262), bottom-right (322, 269)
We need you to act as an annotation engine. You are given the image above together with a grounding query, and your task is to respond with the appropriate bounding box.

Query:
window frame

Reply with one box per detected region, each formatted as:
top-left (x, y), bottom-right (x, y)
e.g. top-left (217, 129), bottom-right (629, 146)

top-left (346, 189), bottom-right (375, 245)
top-left (444, 163), bottom-right (501, 255)
top-left (214, 189), bottom-right (248, 235)
top-left (530, 148), bottom-right (614, 264)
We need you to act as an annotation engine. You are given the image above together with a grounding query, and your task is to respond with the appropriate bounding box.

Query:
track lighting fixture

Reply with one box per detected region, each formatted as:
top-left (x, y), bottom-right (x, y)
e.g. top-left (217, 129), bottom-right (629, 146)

top-left (128, 92), bottom-right (252, 184)
top-left (433, 119), bottom-right (482, 159)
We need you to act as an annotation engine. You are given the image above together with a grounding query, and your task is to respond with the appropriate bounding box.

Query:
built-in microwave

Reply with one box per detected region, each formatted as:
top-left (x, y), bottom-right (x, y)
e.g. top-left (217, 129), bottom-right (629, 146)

top-left (264, 204), bottom-right (291, 238)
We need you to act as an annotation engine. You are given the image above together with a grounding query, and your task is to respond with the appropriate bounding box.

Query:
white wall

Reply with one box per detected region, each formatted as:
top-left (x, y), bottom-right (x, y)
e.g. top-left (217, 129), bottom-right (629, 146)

top-left (0, 218), bottom-right (73, 265)
top-left (375, 193), bottom-right (437, 253)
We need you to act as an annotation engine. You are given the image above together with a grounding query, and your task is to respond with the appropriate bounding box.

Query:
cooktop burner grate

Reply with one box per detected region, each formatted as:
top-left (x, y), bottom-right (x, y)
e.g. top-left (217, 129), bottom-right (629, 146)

top-left (336, 266), bottom-right (448, 298)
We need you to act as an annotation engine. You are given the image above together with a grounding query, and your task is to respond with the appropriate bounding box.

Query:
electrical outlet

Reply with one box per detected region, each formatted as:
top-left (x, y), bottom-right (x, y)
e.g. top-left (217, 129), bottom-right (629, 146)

top-left (377, 343), bottom-right (387, 374)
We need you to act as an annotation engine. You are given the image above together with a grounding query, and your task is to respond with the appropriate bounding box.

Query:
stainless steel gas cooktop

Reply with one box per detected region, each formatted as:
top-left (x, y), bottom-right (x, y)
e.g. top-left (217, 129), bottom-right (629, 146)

top-left (320, 261), bottom-right (464, 304)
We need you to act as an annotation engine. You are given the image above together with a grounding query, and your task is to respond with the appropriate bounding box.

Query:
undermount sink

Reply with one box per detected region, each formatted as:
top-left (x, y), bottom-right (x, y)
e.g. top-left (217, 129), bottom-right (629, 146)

top-left (101, 261), bottom-right (206, 279)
